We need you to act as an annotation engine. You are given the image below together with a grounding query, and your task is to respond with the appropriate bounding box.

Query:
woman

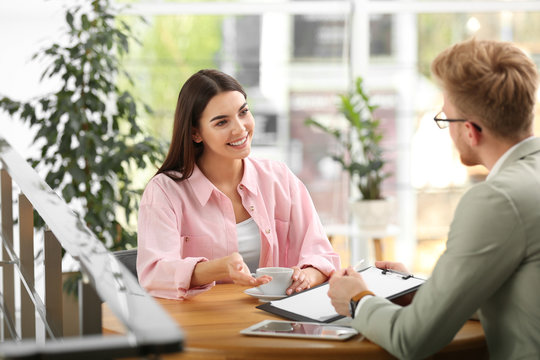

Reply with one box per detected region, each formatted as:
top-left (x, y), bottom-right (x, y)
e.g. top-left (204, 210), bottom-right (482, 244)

top-left (137, 69), bottom-right (340, 300)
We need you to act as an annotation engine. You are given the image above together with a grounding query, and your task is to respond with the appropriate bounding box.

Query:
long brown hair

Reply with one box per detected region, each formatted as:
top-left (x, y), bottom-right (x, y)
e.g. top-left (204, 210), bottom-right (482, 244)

top-left (156, 69), bottom-right (247, 181)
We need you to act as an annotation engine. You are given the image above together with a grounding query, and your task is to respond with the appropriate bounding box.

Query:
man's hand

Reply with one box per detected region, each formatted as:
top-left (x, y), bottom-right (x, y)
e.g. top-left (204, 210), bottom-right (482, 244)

top-left (327, 266), bottom-right (368, 316)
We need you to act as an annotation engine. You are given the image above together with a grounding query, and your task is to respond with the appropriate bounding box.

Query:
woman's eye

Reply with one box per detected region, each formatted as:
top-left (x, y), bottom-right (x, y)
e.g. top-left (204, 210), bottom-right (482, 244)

top-left (240, 108), bottom-right (249, 116)
top-left (216, 120), bottom-right (227, 127)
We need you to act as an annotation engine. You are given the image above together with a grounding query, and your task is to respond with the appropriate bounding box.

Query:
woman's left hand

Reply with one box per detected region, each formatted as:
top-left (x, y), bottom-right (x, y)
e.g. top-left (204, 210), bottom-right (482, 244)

top-left (286, 266), bottom-right (327, 295)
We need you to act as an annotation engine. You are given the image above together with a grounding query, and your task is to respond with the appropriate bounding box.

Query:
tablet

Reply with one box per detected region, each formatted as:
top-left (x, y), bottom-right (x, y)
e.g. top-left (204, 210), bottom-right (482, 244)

top-left (240, 320), bottom-right (359, 341)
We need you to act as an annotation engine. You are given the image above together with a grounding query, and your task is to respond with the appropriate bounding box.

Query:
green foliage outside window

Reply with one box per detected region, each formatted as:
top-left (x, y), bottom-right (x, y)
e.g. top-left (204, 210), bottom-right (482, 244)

top-left (119, 12), bottom-right (223, 141)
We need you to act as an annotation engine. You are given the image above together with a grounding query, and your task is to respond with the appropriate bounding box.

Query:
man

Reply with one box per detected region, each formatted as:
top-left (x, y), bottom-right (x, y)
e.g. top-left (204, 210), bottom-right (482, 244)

top-left (328, 38), bottom-right (540, 359)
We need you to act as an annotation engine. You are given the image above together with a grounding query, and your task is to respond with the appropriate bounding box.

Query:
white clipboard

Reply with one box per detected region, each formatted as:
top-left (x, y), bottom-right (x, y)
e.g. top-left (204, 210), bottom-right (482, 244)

top-left (256, 266), bottom-right (425, 323)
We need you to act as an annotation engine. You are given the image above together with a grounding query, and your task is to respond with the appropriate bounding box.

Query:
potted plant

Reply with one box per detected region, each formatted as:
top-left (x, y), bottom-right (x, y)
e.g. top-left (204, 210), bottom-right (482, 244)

top-left (0, 0), bottom-right (163, 250)
top-left (305, 77), bottom-right (392, 230)
top-left (0, 0), bottom-right (164, 300)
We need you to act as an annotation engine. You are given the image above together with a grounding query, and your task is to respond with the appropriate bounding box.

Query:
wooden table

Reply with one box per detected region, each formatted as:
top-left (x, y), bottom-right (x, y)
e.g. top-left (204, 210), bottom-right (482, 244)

top-left (102, 284), bottom-right (488, 360)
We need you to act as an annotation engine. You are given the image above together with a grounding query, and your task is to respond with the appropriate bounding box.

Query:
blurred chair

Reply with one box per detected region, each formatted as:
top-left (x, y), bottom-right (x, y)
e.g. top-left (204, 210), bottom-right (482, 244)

top-left (113, 249), bottom-right (138, 278)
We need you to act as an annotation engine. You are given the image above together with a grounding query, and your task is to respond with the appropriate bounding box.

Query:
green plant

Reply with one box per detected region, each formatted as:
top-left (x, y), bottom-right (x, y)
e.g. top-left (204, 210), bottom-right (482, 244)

top-left (0, 0), bottom-right (164, 250)
top-left (305, 77), bottom-right (390, 200)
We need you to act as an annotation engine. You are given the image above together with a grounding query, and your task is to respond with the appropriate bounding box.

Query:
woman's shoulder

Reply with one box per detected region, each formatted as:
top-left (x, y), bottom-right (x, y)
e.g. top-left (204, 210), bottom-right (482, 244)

top-left (141, 172), bottom-right (193, 209)
top-left (148, 171), bottom-right (184, 186)
top-left (143, 172), bottom-right (188, 197)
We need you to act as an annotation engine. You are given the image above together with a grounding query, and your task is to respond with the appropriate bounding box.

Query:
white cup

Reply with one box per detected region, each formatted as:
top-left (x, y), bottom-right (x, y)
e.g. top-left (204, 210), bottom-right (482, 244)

top-left (256, 267), bottom-right (294, 295)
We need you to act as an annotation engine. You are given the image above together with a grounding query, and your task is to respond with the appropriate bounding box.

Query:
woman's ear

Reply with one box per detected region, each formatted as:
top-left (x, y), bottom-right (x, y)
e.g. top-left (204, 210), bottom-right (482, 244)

top-left (192, 129), bottom-right (202, 143)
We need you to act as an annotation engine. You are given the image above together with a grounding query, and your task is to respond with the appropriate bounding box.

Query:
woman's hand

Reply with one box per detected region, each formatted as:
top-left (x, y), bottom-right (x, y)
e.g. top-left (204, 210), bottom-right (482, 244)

top-left (191, 252), bottom-right (271, 287)
top-left (286, 266), bottom-right (327, 295)
top-left (375, 260), bottom-right (410, 274)
top-left (226, 252), bottom-right (271, 287)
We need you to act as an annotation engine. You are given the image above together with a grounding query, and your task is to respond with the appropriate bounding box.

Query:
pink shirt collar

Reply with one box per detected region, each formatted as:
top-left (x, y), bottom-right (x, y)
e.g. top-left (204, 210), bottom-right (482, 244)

top-left (187, 158), bottom-right (259, 206)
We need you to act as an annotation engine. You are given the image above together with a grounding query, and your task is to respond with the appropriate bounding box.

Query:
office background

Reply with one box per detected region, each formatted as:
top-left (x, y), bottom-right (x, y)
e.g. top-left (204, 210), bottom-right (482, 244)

top-left (1, 0), bottom-right (540, 275)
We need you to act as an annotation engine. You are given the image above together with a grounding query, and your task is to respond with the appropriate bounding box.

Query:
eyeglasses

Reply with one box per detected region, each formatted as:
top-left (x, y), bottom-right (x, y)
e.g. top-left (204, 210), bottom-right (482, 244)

top-left (433, 111), bottom-right (482, 132)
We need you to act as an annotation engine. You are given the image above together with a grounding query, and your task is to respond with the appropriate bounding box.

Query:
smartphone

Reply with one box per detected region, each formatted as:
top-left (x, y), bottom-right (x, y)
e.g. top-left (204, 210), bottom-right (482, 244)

top-left (240, 320), bottom-right (359, 341)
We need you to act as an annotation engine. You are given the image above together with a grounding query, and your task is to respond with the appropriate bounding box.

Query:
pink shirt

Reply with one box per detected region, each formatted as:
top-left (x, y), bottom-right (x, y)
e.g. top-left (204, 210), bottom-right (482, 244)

top-left (137, 157), bottom-right (340, 299)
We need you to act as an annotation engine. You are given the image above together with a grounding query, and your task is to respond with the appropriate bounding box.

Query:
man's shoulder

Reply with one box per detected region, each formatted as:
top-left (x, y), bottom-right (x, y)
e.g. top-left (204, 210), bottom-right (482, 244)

top-left (457, 161), bottom-right (540, 228)
top-left (489, 151), bottom-right (540, 196)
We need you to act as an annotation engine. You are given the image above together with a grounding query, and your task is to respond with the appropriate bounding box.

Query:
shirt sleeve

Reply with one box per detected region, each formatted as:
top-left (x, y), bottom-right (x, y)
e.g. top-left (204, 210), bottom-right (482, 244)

top-left (283, 164), bottom-right (341, 276)
top-left (350, 183), bottom-right (525, 359)
top-left (137, 179), bottom-right (213, 299)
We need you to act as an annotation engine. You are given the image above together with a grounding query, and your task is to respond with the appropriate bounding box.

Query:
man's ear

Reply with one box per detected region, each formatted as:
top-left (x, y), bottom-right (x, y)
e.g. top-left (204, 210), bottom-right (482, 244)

top-left (465, 121), bottom-right (482, 146)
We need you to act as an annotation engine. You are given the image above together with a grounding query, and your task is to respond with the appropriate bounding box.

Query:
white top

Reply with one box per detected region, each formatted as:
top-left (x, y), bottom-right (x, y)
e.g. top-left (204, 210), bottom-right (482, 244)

top-left (237, 217), bottom-right (261, 273)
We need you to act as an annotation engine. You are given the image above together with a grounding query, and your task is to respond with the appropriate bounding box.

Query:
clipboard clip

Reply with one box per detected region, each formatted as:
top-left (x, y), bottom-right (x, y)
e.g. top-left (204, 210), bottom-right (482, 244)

top-left (381, 268), bottom-right (413, 280)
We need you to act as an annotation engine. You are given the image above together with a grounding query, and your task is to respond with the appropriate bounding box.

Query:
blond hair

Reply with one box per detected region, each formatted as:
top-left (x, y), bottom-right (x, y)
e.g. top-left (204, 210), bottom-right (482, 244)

top-left (431, 38), bottom-right (538, 140)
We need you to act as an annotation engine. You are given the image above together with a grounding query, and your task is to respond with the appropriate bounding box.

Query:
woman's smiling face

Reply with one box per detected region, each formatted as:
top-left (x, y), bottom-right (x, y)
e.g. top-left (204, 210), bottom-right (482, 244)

top-left (192, 90), bottom-right (254, 162)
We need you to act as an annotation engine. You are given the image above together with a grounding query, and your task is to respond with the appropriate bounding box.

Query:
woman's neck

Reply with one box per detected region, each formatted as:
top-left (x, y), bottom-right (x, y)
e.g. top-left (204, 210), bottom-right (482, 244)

top-left (197, 155), bottom-right (244, 188)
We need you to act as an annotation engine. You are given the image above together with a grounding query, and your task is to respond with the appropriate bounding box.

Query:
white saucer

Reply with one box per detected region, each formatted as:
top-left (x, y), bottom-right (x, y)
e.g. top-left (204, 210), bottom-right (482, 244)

top-left (244, 287), bottom-right (287, 302)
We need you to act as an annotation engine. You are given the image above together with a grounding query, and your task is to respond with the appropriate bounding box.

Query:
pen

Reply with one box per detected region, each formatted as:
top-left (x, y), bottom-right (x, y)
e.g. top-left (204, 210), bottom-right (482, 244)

top-left (352, 259), bottom-right (365, 272)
